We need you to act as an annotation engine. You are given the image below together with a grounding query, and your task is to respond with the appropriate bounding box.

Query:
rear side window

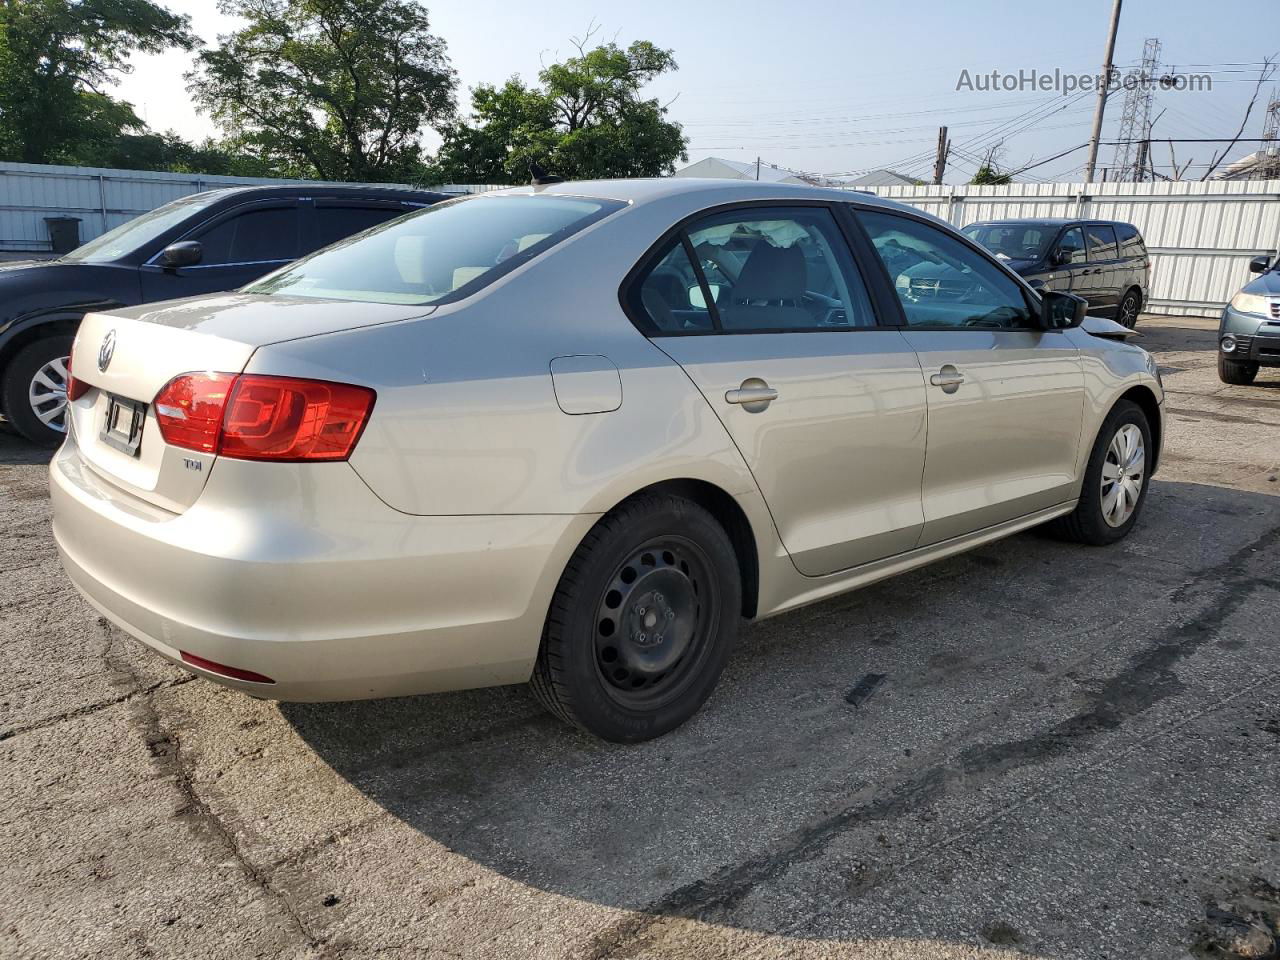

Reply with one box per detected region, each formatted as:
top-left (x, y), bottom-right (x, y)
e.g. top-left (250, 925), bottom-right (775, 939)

top-left (248, 195), bottom-right (622, 305)
top-left (1115, 223), bottom-right (1147, 259)
top-left (628, 205), bottom-right (876, 334)
top-left (1085, 224), bottom-right (1120, 261)
top-left (308, 204), bottom-right (408, 253)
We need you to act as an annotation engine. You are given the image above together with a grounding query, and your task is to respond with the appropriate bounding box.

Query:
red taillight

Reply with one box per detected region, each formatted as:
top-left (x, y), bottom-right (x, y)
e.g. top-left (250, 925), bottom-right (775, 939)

top-left (180, 651), bottom-right (275, 684)
top-left (154, 373), bottom-right (237, 453)
top-left (221, 376), bottom-right (376, 461)
top-left (66, 348), bottom-right (89, 401)
top-left (153, 372), bottom-right (375, 462)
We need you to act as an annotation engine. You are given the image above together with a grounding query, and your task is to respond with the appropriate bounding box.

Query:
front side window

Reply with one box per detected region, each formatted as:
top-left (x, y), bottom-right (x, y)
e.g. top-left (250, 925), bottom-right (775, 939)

top-left (248, 194), bottom-right (623, 306)
top-left (858, 209), bottom-right (1035, 329)
top-left (1058, 226), bottom-right (1088, 264)
top-left (196, 206), bottom-right (298, 265)
top-left (1085, 224), bottom-right (1120, 261)
top-left (630, 206), bottom-right (876, 334)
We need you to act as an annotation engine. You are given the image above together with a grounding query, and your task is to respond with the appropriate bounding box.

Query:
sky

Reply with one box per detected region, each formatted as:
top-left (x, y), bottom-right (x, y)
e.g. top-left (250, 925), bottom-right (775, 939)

top-left (113, 0), bottom-right (1279, 184)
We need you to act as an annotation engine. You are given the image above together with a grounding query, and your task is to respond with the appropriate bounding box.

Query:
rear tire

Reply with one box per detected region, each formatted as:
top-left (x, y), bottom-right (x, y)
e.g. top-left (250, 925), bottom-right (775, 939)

top-left (531, 494), bottom-right (741, 742)
top-left (1218, 354), bottom-right (1258, 385)
top-left (2, 335), bottom-right (75, 445)
top-left (1049, 399), bottom-right (1152, 546)
top-left (1117, 289), bottom-right (1141, 329)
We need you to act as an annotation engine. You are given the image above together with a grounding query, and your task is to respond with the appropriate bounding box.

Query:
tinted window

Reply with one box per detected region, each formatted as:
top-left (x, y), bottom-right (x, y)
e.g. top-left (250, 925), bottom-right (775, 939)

top-left (248, 195), bottom-right (622, 306)
top-left (1085, 224), bottom-right (1119, 261)
top-left (858, 210), bottom-right (1035, 329)
top-left (962, 223), bottom-right (1054, 261)
top-left (1115, 223), bottom-right (1147, 259)
top-left (309, 205), bottom-right (406, 252)
top-left (61, 193), bottom-right (220, 263)
top-left (632, 206), bottom-right (874, 334)
top-left (196, 206), bottom-right (298, 265)
top-left (1058, 226), bottom-right (1088, 264)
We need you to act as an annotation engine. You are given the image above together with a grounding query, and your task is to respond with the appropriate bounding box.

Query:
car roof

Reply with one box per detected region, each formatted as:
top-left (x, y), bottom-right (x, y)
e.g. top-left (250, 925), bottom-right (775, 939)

top-left (967, 217), bottom-right (1139, 230)
top-left (486, 177), bottom-right (922, 214)
top-left (179, 184), bottom-right (451, 204)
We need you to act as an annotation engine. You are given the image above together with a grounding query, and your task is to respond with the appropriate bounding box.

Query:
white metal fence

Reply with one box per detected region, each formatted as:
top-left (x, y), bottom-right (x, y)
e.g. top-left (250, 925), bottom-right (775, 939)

top-left (0, 160), bottom-right (499, 253)
top-left (838, 180), bottom-right (1280, 316)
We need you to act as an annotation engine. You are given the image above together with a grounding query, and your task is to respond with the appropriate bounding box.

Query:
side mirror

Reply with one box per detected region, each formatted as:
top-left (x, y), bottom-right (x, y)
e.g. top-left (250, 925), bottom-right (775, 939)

top-left (161, 241), bottom-right (202, 269)
top-left (1249, 254), bottom-right (1272, 274)
top-left (1053, 247), bottom-right (1076, 267)
top-left (1040, 290), bottom-right (1087, 330)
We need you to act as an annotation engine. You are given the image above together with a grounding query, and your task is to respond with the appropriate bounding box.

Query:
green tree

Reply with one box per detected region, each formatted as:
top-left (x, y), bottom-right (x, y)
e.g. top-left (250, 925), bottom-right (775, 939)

top-left (0, 0), bottom-right (195, 164)
top-left (431, 37), bottom-right (687, 184)
top-left (969, 164), bottom-right (1012, 186)
top-left (188, 0), bottom-right (456, 182)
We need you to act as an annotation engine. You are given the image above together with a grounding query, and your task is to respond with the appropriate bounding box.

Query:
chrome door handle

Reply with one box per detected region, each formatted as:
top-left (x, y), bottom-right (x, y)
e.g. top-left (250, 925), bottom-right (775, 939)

top-left (725, 378), bottom-right (778, 411)
top-left (929, 366), bottom-right (965, 393)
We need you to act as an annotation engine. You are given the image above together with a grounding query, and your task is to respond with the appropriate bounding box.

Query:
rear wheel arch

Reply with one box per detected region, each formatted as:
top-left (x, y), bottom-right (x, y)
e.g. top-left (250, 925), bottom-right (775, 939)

top-left (0, 316), bottom-right (83, 380)
top-left (590, 478), bottom-right (759, 620)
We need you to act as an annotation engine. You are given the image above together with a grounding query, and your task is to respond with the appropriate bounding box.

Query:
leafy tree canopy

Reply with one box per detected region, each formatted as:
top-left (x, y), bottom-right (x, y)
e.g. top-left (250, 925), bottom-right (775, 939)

top-left (0, 0), bottom-right (195, 164)
top-left (188, 0), bottom-right (456, 182)
top-left (431, 36), bottom-right (687, 184)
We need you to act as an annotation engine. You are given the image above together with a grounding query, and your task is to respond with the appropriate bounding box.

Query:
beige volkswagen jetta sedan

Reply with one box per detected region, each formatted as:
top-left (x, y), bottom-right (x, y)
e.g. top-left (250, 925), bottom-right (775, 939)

top-left (51, 179), bottom-right (1163, 742)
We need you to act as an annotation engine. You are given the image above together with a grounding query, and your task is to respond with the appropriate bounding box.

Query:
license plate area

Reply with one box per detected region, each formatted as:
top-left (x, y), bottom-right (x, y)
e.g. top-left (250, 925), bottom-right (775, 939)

top-left (100, 394), bottom-right (146, 457)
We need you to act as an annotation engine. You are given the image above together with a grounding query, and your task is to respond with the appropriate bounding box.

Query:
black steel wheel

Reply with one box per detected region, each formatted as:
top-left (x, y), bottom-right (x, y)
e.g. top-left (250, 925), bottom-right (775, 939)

top-left (532, 494), bottom-right (741, 742)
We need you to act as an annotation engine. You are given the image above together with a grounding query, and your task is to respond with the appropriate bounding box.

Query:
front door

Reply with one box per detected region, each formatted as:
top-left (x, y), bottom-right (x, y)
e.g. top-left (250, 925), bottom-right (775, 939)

top-left (626, 204), bottom-right (928, 576)
top-left (1050, 225), bottom-right (1091, 296)
top-left (139, 200), bottom-right (301, 301)
top-left (855, 207), bottom-right (1085, 546)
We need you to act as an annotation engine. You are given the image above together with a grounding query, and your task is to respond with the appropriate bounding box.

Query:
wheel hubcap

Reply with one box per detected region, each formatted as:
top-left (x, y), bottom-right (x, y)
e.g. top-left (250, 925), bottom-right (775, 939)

top-left (1101, 423), bottom-right (1145, 527)
top-left (595, 539), bottom-right (713, 704)
top-left (28, 355), bottom-right (70, 432)
top-left (1120, 296), bottom-right (1138, 328)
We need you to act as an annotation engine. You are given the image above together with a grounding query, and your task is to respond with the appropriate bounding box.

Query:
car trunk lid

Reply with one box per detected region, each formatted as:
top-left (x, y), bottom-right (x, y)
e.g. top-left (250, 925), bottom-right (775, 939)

top-left (66, 293), bottom-right (426, 512)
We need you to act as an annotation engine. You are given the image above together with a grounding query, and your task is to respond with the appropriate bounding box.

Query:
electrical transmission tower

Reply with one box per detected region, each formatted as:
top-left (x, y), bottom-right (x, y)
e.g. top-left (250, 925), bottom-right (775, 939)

top-left (1111, 38), bottom-right (1162, 182)
top-left (1259, 88), bottom-right (1280, 180)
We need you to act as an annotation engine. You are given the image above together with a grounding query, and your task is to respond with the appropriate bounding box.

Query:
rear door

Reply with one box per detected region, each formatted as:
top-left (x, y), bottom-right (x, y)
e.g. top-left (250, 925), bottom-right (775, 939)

top-left (627, 203), bottom-right (928, 576)
top-left (139, 200), bottom-right (300, 301)
top-left (1082, 223), bottom-right (1122, 314)
top-left (854, 206), bottom-right (1084, 545)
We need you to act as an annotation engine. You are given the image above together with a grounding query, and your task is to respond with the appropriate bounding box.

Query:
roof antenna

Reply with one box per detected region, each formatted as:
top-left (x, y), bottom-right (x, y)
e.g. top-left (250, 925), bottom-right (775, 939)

top-left (529, 160), bottom-right (563, 185)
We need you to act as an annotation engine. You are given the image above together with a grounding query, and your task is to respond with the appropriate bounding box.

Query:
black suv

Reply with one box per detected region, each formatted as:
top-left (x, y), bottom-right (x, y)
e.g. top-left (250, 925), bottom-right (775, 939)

top-left (962, 218), bottom-right (1150, 328)
top-left (0, 184), bottom-right (447, 443)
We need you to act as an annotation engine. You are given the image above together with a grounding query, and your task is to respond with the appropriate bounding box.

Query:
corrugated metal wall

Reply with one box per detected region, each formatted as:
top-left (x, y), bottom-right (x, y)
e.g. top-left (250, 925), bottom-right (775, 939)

top-left (839, 180), bottom-right (1280, 316)
top-left (0, 161), bottom-right (500, 253)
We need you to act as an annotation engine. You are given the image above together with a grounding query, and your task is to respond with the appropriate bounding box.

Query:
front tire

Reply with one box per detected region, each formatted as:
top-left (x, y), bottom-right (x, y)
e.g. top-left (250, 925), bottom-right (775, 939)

top-left (2, 335), bottom-right (75, 445)
top-left (1218, 354), bottom-right (1258, 385)
top-left (531, 494), bottom-right (741, 742)
top-left (1050, 400), bottom-right (1152, 546)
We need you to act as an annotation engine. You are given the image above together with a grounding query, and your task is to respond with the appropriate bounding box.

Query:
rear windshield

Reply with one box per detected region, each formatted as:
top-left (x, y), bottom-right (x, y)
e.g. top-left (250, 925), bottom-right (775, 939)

top-left (246, 194), bottom-right (625, 306)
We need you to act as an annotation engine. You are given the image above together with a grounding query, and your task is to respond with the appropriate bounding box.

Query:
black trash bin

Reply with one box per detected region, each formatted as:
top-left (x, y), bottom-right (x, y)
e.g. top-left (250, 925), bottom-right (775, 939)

top-left (44, 216), bottom-right (81, 255)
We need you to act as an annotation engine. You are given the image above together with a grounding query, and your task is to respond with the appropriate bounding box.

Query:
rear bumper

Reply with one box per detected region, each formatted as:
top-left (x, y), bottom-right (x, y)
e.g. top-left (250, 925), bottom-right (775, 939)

top-left (50, 441), bottom-right (595, 701)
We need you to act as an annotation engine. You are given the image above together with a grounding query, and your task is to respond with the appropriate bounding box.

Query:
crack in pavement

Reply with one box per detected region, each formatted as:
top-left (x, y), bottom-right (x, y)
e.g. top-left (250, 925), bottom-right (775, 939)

top-left (582, 521), bottom-right (1280, 960)
top-left (0, 675), bottom-right (194, 742)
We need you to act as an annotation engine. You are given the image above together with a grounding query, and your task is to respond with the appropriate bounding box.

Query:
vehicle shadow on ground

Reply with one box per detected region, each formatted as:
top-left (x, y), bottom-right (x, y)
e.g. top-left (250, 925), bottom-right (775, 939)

top-left (283, 479), bottom-right (1280, 955)
top-left (0, 427), bottom-right (56, 467)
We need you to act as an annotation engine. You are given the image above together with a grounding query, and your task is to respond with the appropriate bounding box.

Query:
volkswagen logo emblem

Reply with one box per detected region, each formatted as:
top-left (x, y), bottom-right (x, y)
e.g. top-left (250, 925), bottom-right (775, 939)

top-left (97, 329), bottom-right (116, 373)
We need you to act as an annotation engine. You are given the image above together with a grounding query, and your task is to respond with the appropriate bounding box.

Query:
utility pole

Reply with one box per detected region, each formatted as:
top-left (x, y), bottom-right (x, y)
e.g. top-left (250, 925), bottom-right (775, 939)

top-left (1085, 0), bottom-right (1123, 183)
top-left (932, 126), bottom-right (949, 185)
top-left (755, 156), bottom-right (761, 181)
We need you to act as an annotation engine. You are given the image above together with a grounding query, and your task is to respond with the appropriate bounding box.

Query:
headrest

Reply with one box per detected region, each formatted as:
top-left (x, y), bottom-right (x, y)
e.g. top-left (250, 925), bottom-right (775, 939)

top-left (732, 243), bottom-right (806, 304)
